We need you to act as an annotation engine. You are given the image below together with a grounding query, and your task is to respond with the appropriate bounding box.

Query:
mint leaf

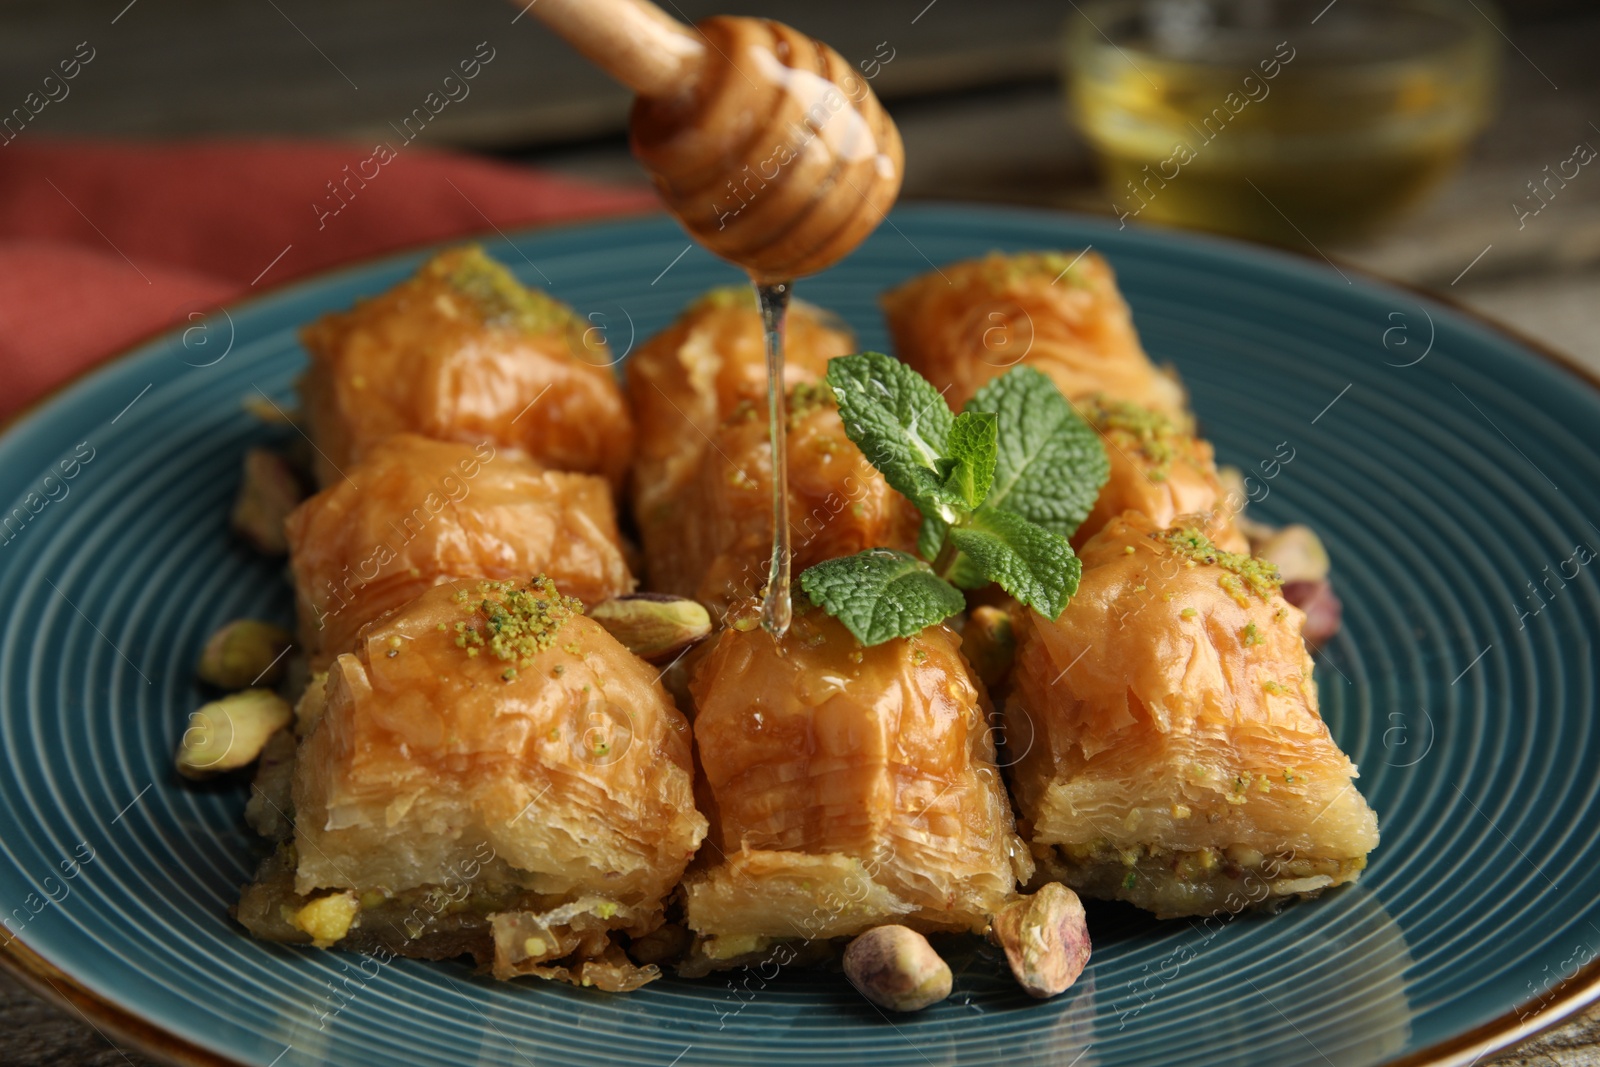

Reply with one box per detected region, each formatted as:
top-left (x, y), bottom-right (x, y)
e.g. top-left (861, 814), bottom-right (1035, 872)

top-left (965, 366), bottom-right (1108, 538)
top-left (940, 411), bottom-right (998, 513)
top-left (799, 549), bottom-right (966, 645)
top-left (826, 353), bottom-right (956, 520)
top-left (946, 506), bottom-right (1081, 619)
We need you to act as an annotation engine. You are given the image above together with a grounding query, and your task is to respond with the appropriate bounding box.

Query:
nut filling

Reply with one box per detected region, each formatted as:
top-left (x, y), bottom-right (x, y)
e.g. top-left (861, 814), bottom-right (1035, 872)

top-left (1040, 842), bottom-right (1367, 919)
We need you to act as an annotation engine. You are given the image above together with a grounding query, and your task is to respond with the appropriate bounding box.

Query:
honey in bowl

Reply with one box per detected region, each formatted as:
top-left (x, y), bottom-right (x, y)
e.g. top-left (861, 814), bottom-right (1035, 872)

top-left (1065, 0), bottom-right (1499, 243)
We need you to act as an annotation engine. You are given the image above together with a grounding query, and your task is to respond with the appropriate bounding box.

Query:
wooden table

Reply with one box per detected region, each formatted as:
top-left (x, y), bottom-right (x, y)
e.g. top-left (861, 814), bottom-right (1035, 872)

top-left (1, 0), bottom-right (1597, 1063)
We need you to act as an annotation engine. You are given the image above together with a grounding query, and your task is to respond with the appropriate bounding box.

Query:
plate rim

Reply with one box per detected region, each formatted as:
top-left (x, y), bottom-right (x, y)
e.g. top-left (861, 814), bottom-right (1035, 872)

top-left (2, 201), bottom-right (1597, 1067)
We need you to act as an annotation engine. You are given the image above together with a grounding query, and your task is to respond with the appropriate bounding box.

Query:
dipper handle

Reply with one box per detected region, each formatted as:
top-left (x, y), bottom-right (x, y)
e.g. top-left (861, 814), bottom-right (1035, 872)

top-left (522, 0), bottom-right (705, 98)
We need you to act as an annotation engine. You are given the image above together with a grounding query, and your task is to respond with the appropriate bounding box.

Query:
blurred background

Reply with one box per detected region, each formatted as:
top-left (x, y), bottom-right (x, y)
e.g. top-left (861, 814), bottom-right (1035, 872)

top-left (1, 0), bottom-right (1594, 368)
top-left (1, 1), bottom-right (1598, 1064)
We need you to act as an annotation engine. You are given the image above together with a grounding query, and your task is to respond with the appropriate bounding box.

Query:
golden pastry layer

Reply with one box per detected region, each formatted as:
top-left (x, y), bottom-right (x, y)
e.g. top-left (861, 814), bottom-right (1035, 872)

top-left (682, 608), bottom-right (1031, 961)
top-left (1076, 395), bottom-right (1246, 552)
top-left (1005, 512), bottom-right (1378, 918)
top-left (881, 251), bottom-right (1189, 424)
top-left (627, 287), bottom-right (855, 529)
top-left (298, 246), bottom-right (633, 490)
top-left (627, 293), bottom-right (917, 614)
top-left (284, 434), bottom-right (633, 670)
top-left (638, 385), bottom-right (920, 616)
top-left (257, 579), bottom-right (706, 987)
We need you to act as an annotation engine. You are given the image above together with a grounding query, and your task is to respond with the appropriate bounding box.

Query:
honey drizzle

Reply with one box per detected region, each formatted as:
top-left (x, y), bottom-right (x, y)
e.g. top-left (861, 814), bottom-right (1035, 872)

top-left (756, 279), bottom-right (793, 638)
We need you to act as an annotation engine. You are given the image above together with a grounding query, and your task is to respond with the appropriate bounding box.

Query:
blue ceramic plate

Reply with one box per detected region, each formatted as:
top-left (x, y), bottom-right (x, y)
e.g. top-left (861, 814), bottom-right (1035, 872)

top-left (2, 205), bottom-right (1598, 1067)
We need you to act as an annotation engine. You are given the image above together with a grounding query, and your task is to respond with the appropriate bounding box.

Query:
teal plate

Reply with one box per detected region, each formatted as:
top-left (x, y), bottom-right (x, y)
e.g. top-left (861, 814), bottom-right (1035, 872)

top-left (2, 205), bottom-right (1598, 1067)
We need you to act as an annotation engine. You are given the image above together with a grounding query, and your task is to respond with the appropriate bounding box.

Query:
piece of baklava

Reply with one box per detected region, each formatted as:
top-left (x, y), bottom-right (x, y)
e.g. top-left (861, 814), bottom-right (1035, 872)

top-left (284, 433), bottom-right (634, 670)
top-left (626, 288), bottom-right (911, 609)
top-left (237, 578), bottom-right (707, 990)
top-left (1076, 394), bottom-right (1246, 552)
top-left (681, 605), bottom-right (1031, 967)
top-left (1005, 512), bottom-right (1378, 918)
top-left (636, 381), bottom-right (920, 617)
top-left (628, 286), bottom-right (855, 513)
top-left (881, 251), bottom-right (1190, 425)
top-left (299, 245), bottom-right (634, 490)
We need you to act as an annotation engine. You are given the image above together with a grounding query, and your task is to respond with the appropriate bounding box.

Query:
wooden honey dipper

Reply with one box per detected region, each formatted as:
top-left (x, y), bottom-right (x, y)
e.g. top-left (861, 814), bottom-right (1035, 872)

top-left (523, 0), bottom-right (904, 282)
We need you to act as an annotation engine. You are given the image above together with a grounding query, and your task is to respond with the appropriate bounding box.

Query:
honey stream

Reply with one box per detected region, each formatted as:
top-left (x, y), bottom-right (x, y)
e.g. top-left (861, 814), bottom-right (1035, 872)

top-left (623, 16), bottom-right (904, 642)
top-left (756, 280), bottom-right (793, 637)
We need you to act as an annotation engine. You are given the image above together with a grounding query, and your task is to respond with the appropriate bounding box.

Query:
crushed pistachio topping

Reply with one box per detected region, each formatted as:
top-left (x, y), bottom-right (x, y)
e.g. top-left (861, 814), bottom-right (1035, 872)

top-left (986, 251), bottom-right (1093, 288)
top-left (453, 577), bottom-right (584, 679)
top-left (786, 380), bottom-right (835, 427)
top-left (695, 284), bottom-right (757, 311)
top-left (1155, 526), bottom-right (1283, 601)
top-left (1180, 607), bottom-right (1198, 619)
top-left (1242, 622), bottom-right (1264, 647)
top-left (427, 246), bottom-right (581, 337)
top-left (1085, 395), bottom-right (1187, 478)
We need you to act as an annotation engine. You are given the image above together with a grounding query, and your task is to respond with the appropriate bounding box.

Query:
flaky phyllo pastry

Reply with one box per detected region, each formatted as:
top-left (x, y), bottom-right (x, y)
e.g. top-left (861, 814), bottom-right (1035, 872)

top-left (881, 251), bottom-right (1190, 427)
top-left (680, 606), bottom-right (1031, 967)
top-left (238, 579), bottom-right (706, 990)
top-left (628, 290), bottom-right (918, 614)
top-left (1076, 395), bottom-right (1247, 553)
top-left (285, 433), bottom-right (634, 670)
top-left (639, 384), bottom-right (920, 616)
top-left (1004, 512), bottom-right (1379, 918)
top-left (298, 246), bottom-right (634, 490)
top-left (628, 286), bottom-right (856, 519)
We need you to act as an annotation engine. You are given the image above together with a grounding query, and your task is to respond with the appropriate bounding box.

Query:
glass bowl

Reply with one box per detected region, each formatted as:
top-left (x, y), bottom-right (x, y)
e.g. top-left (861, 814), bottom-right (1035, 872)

top-left (1064, 0), bottom-right (1500, 242)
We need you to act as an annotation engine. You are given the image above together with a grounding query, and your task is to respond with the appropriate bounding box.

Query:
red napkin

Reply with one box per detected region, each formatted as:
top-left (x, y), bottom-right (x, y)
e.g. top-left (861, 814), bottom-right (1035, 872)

top-left (0, 139), bottom-right (657, 421)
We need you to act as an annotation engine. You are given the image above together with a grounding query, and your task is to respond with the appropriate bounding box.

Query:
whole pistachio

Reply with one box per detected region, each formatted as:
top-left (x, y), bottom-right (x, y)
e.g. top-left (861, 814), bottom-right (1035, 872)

top-left (1284, 578), bottom-right (1343, 647)
top-left (842, 925), bottom-right (952, 1012)
top-left (230, 448), bottom-right (304, 555)
top-left (961, 605), bottom-right (1016, 690)
top-left (990, 883), bottom-right (1091, 999)
top-left (196, 619), bottom-right (295, 689)
top-left (175, 689), bottom-right (294, 779)
top-left (589, 594), bottom-right (712, 661)
top-left (1254, 524), bottom-right (1330, 584)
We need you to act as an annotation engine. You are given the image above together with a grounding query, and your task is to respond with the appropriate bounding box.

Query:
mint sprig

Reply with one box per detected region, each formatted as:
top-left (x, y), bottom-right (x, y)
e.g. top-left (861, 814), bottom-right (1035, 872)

top-left (802, 354), bottom-right (1109, 646)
